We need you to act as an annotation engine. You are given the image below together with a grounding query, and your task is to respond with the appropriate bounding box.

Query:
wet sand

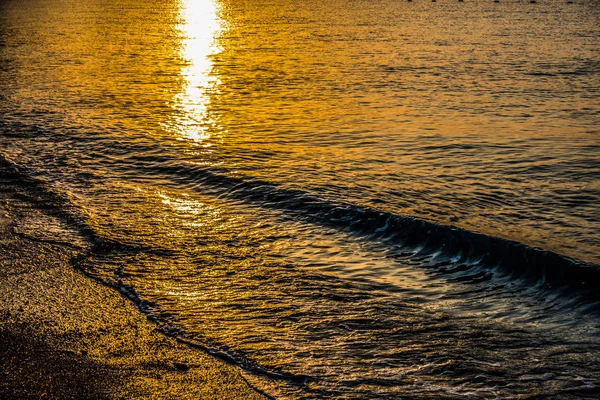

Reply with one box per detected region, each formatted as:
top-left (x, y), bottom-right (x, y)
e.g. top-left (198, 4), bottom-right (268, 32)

top-left (0, 166), bottom-right (268, 399)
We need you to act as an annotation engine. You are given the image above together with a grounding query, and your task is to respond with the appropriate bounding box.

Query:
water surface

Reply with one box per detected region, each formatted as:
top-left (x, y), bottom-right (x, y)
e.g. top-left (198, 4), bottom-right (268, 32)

top-left (1, 0), bottom-right (599, 398)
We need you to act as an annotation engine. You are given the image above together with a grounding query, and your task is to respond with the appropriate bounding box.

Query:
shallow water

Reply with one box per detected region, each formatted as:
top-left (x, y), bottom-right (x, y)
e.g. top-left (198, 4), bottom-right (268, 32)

top-left (1, 0), bottom-right (599, 398)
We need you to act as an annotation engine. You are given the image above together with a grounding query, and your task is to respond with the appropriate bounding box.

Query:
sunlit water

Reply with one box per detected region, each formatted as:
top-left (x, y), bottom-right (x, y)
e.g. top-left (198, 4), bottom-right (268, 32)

top-left (1, 0), bottom-right (599, 398)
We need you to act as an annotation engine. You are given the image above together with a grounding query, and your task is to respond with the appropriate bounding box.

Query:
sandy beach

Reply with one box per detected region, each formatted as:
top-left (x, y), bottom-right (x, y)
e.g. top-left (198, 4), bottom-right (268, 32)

top-left (0, 164), bottom-right (268, 399)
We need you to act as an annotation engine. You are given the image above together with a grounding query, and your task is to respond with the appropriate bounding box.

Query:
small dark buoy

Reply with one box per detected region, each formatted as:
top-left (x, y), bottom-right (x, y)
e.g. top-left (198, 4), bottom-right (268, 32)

top-left (494, 0), bottom-right (499, 3)
top-left (458, 0), bottom-right (464, 2)
top-left (566, 0), bottom-right (573, 3)
top-left (530, 0), bottom-right (537, 3)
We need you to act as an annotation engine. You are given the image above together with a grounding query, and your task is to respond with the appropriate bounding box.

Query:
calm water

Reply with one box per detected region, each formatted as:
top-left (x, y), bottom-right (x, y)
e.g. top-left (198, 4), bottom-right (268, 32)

top-left (1, 0), bottom-right (599, 398)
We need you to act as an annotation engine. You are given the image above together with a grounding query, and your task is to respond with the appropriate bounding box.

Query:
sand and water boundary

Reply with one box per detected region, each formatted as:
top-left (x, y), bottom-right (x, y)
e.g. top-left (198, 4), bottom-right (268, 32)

top-left (0, 162), bottom-right (269, 399)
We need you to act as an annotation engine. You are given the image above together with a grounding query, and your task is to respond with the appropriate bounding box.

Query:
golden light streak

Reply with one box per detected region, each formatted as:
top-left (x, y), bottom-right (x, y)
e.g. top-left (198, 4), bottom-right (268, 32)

top-left (173, 0), bottom-right (224, 145)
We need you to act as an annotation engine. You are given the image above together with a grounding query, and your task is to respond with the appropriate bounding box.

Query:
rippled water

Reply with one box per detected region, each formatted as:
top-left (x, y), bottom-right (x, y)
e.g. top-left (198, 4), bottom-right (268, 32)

top-left (1, 0), bottom-right (599, 398)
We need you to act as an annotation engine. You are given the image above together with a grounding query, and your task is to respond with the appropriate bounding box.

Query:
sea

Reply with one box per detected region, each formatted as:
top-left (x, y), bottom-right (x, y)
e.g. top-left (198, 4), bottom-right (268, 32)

top-left (1, 0), bottom-right (599, 398)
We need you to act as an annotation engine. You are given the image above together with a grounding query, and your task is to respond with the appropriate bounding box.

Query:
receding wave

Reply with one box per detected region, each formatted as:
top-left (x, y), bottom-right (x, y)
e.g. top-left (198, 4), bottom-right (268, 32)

top-left (130, 161), bottom-right (600, 296)
top-left (4, 152), bottom-right (598, 303)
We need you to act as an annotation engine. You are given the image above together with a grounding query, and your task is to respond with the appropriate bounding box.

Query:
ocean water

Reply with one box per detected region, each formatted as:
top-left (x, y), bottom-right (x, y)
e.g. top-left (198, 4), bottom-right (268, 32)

top-left (1, 0), bottom-right (599, 398)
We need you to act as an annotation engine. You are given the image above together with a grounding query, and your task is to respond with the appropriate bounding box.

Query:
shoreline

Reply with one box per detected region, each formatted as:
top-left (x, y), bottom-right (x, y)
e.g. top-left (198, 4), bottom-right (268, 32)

top-left (0, 166), bottom-right (269, 399)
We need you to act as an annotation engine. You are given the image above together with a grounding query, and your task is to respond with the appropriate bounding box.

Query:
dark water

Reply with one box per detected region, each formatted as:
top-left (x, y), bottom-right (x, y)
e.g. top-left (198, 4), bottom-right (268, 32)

top-left (1, 0), bottom-right (599, 398)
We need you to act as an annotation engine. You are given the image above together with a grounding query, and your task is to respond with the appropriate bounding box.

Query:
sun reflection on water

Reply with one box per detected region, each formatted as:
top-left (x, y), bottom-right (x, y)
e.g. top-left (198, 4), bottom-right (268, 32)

top-left (172, 0), bottom-right (224, 145)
